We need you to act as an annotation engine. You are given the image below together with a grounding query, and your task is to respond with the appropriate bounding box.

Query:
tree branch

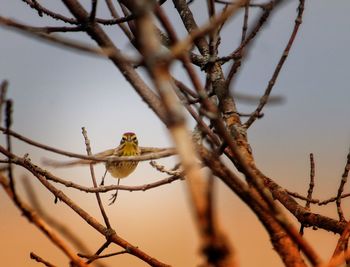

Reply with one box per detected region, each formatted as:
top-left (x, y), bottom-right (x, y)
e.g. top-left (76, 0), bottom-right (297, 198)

top-left (0, 173), bottom-right (89, 267)
top-left (0, 147), bottom-right (170, 267)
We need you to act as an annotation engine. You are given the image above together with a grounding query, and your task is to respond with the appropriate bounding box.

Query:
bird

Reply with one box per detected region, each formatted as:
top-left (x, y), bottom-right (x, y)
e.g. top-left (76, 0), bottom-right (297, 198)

top-left (101, 132), bottom-right (141, 204)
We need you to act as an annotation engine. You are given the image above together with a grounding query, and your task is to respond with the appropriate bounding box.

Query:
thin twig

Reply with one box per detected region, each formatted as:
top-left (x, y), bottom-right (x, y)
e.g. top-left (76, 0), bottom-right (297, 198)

top-left (104, 0), bottom-right (133, 40)
top-left (233, 91), bottom-right (285, 105)
top-left (300, 153), bottom-right (316, 236)
top-left (215, 0), bottom-right (272, 9)
top-left (150, 160), bottom-right (182, 176)
top-left (82, 127), bottom-right (111, 228)
top-left (0, 80), bottom-right (8, 124)
top-left (244, 0), bottom-right (304, 128)
top-left (335, 148), bottom-right (350, 221)
top-left (306, 153), bottom-right (316, 208)
top-left (173, 79), bottom-right (198, 99)
top-left (241, 1), bottom-right (250, 42)
top-left (225, 0), bottom-right (250, 89)
top-left (21, 0), bottom-right (78, 24)
top-left (287, 190), bottom-right (319, 204)
top-left (79, 248), bottom-right (128, 261)
top-left (319, 193), bottom-right (350, 206)
top-left (0, 16), bottom-right (111, 57)
top-left (95, 15), bottom-right (136, 26)
top-left (5, 100), bottom-right (16, 202)
top-left (30, 252), bottom-right (57, 267)
top-left (23, 25), bottom-right (85, 34)
top-left (21, 0), bottom-right (135, 26)
top-left (86, 240), bottom-right (111, 264)
top-left (172, 80), bottom-right (221, 147)
top-left (217, 0), bottom-right (277, 65)
top-left (90, 0), bottom-right (98, 22)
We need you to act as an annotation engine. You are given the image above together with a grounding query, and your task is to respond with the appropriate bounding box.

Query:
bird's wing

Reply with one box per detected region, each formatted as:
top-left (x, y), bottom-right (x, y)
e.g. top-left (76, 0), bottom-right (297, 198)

top-left (42, 148), bottom-right (115, 167)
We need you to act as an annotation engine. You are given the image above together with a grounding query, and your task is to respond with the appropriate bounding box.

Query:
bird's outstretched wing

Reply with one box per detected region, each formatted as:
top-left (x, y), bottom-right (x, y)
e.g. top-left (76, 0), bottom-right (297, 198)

top-left (42, 148), bottom-right (116, 167)
top-left (42, 146), bottom-right (175, 168)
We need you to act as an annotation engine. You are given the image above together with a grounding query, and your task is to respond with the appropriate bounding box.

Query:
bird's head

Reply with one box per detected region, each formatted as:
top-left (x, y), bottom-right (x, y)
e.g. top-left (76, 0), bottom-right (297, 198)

top-left (120, 132), bottom-right (138, 145)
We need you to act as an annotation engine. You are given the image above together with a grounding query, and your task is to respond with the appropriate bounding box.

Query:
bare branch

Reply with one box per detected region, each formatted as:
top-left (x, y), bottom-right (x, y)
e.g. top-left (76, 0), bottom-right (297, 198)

top-left (225, 0), bottom-right (250, 89)
top-left (22, 177), bottom-right (104, 264)
top-left (5, 99), bottom-right (16, 203)
top-left (287, 190), bottom-right (319, 204)
top-left (198, 146), bottom-right (307, 266)
top-left (218, 0), bottom-right (277, 65)
top-left (104, 0), bottom-right (133, 40)
top-left (89, 0), bottom-right (98, 22)
top-left (30, 252), bottom-right (57, 267)
top-left (244, 0), bottom-right (305, 128)
top-left (329, 222), bottom-right (350, 266)
top-left (0, 16), bottom-right (110, 57)
top-left (78, 248), bottom-right (128, 261)
top-left (21, 0), bottom-right (78, 24)
top-left (300, 153), bottom-right (316, 236)
top-left (0, 126), bottom-right (175, 163)
top-left (171, 0), bottom-right (246, 59)
top-left (0, 173), bottom-right (89, 267)
top-left (335, 148), bottom-right (350, 221)
top-left (85, 240), bottom-right (112, 265)
top-left (150, 160), bottom-right (182, 176)
top-left (5, 150), bottom-right (182, 194)
top-left (81, 127), bottom-right (111, 228)
top-left (264, 175), bottom-right (346, 234)
top-left (172, 0), bottom-right (210, 56)
top-left (0, 146), bottom-right (170, 267)
top-left (0, 80), bottom-right (8, 124)
top-left (21, 0), bottom-right (135, 26)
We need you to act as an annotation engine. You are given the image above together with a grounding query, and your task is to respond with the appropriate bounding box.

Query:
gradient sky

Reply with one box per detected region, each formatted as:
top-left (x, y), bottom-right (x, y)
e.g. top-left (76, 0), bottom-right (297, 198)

top-left (1, 1), bottom-right (350, 266)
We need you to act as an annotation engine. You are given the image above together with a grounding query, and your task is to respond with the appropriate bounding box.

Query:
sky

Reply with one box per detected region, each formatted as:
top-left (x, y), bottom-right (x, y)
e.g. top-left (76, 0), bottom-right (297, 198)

top-left (1, 0), bottom-right (350, 266)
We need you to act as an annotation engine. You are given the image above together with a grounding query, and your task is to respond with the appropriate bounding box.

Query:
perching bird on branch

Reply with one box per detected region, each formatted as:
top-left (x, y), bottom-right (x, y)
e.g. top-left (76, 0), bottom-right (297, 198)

top-left (102, 132), bottom-right (141, 204)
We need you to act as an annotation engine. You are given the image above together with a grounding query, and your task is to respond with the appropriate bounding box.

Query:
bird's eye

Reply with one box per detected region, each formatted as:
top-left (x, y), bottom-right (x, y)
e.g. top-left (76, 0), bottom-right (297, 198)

top-left (120, 137), bottom-right (126, 144)
top-left (131, 136), bottom-right (138, 144)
